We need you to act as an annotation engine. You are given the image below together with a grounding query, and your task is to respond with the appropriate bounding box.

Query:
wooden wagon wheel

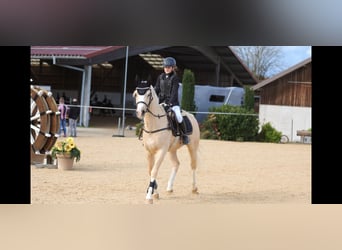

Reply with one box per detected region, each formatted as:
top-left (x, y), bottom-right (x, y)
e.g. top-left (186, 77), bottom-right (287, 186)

top-left (41, 89), bottom-right (60, 153)
top-left (30, 85), bottom-right (51, 153)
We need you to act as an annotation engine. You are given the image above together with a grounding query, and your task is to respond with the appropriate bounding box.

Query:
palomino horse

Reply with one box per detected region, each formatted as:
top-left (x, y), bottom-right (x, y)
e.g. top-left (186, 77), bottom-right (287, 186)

top-left (133, 80), bottom-right (200, 204)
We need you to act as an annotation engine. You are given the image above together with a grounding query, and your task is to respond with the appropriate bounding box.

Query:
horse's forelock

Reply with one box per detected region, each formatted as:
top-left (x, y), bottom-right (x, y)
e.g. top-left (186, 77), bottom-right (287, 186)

top-left (137, 79), bottom-right (150, 88)
top-left (136, 87), bottom-right (149, 95)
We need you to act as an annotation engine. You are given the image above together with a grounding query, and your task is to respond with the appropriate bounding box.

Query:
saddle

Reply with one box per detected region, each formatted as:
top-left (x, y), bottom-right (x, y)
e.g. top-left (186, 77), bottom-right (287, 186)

top-left (166, 109), bottom-right (193, 137)
top-left (138, 106), bottom-right (193, 140)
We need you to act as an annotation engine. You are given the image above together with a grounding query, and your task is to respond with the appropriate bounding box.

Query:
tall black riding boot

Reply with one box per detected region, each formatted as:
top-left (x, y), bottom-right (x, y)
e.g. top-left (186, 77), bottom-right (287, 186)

top-left (179, 121), bottom-right (189, 145)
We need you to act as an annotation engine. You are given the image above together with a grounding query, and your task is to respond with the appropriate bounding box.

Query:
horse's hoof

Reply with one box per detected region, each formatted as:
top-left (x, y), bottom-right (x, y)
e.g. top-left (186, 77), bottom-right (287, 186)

top-left (153, 193), bottom-right (160, 199)
top-left (167, 189), bottom-right (173, 194)
top-left (145, 199), bottom-right (153, 204)
top-left (192, 187), bottom-right (199, 194)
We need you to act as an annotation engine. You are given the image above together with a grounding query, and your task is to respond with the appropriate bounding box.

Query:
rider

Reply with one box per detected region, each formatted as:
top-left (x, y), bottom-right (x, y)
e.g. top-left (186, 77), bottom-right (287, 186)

top-left (154, 57), bottom-right (189, 145)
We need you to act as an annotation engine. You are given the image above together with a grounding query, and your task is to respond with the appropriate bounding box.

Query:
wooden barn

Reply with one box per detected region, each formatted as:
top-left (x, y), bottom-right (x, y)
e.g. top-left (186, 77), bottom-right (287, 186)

top-left (251, 58), bottom-right (312, 142)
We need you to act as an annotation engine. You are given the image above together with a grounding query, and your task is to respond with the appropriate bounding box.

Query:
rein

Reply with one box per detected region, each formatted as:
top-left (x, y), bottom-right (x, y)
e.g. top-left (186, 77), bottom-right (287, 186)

top-left (138, 119), bottom-right (171, 140)
top-left (142, 126), bottom-right (170, 134)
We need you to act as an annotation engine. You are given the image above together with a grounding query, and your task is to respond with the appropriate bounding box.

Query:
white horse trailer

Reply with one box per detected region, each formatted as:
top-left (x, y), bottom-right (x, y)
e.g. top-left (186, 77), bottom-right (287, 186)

top-left (178, 84), bottom-right (245, 122)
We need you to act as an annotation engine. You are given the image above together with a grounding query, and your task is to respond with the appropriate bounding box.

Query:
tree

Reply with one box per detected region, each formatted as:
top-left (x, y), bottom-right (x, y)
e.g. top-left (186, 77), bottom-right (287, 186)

top-left (231, 46), bottom-right (285, 80)
top-left (181, 69), bottom-right (196, 112)
top-left (243, 86), bottom-right (255, 111)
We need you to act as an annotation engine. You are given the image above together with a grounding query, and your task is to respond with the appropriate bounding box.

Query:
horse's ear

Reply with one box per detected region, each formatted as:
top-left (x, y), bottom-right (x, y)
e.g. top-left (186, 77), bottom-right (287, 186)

top-left (147, 74), bottom-right (152, 84)
top-left (135, 75), bottom-right (140, 84)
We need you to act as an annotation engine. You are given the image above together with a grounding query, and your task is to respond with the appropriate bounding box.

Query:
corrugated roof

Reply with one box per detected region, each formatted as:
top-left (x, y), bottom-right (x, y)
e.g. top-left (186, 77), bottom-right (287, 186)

top-left (31, 46), bottom-right (125, 59)
top-left (251, 57), bottom-right (311, 90)
top-left (31, 46), bottom-right (258, 86)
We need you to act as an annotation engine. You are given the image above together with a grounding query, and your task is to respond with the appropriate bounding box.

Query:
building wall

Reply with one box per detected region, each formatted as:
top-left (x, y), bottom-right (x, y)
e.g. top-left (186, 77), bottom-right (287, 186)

top-left (258, 104), bottom-right (311, 142)
top-left (259, 62), bottom-right (311, 107)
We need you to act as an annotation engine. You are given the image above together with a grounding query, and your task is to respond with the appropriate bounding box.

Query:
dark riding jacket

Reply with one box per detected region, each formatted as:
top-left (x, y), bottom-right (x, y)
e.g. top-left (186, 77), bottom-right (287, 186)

top-left (68, 103), bottom-right (80, 120)
top-left (154, 72), bottom-right (180, 106)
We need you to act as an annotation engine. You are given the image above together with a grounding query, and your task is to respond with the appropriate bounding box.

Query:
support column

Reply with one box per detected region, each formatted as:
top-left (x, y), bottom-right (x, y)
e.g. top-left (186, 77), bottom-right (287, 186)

top-left (80, 65), bottom-right (92, 127)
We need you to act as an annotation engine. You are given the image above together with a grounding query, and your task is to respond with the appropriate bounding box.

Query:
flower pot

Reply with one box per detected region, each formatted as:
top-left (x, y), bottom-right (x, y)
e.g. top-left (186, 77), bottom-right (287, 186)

top-left (56, 153), bottom-right (75, 170)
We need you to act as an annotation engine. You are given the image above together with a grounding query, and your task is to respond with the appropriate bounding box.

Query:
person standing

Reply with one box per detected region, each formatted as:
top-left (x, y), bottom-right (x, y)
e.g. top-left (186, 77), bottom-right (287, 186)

top-left (68, 98), bottom-right (80, 137)
top-left (58, 97), bottom-right (69, 137)
top-left (154, 57), bottom-right (189, 144)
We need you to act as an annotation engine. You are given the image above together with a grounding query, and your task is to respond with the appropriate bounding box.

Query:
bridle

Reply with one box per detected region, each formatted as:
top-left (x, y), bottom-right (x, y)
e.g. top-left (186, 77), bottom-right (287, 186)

top-left (135, 86), bottom-right (168, 119)
top-left (135, 86), bottom-right (170, 137)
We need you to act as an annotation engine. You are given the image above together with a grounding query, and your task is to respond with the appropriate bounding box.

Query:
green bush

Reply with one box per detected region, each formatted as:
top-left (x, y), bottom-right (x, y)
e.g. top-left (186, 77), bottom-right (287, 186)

top-left (200, 114), bottom-right (220, 140)
top-left (200, 105), bottom-right (259, 141)
top-left (135, 122), bottom-right (144, 137)
top-left (256, 122), bottom-right (282, 143)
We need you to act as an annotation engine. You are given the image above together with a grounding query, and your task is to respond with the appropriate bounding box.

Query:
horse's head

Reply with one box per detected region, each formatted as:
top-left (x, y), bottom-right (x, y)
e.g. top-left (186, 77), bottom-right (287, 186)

top-left (133, 75), bottom-right (156, 120)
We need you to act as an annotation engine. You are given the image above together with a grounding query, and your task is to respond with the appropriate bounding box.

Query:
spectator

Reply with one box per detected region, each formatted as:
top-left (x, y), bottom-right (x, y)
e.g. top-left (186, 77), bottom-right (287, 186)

top-left (68, 98), bottom-right (80, 137)
top-left (58, 97), bottom-right (69, 137)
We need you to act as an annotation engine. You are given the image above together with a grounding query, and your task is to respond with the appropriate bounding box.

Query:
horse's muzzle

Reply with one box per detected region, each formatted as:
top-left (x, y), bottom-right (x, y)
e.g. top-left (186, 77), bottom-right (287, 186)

top-left (136, 109), bottom-right (145, 120)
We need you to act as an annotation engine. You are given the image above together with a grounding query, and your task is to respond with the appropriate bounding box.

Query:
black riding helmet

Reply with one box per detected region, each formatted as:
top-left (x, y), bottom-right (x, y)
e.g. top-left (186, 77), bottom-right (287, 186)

top-left (163, 57), bottom-right (176, 67)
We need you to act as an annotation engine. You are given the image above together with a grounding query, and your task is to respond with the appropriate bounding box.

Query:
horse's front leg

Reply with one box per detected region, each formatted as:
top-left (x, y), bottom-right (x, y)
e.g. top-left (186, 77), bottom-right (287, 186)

top-left (146, 152), bottom-right (158, 203)
top-left (145, 149), bottom-right (167, 204)
top-left (166, 150), bottom-right (180, 193)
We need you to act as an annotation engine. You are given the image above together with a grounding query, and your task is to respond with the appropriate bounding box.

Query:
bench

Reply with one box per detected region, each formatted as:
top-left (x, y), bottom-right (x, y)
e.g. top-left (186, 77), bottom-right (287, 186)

top-left (297, 130), bottom-right (311, 143)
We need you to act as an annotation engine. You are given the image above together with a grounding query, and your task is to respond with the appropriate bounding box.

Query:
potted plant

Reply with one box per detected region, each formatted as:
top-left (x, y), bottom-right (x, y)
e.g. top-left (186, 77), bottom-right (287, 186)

top-left (51, 137), bottom-right (81, 170)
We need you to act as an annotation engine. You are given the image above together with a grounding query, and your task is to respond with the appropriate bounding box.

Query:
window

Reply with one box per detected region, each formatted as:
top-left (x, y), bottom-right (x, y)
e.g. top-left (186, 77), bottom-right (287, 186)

top-left (209, 95), bottom-right (225, 102)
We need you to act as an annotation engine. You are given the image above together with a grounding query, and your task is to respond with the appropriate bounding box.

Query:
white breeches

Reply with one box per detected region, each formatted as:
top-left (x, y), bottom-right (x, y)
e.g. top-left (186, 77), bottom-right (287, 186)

top-left (171, 105), bottom-right (183, 123)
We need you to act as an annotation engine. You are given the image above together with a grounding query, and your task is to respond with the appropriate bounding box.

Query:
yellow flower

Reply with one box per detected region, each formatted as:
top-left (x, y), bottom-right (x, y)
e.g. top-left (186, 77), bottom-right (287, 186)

top-left (66, 137), bottom-right (74, 143)
top-left (56, 141), bottom-right (63, 150)
top-left (64, 144), bottom-right (72, 152)
top-left (51, 137), bottom-right (81, 162)
top-left (68, 142), bottom-right (76, 149)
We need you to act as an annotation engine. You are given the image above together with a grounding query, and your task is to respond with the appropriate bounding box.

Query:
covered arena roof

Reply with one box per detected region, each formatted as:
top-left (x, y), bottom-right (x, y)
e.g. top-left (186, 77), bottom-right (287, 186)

top-left (31, 46), bottom-right (258, 86)
top-left (31, 46), bottom-right (125, 64)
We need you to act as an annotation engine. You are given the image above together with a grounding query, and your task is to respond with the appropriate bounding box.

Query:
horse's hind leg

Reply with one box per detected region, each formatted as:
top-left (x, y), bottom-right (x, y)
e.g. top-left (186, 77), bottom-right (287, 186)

top-left (187, 145), bottom-right (199, 194)
top-left (166, 150), bottom-right (180, 193)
